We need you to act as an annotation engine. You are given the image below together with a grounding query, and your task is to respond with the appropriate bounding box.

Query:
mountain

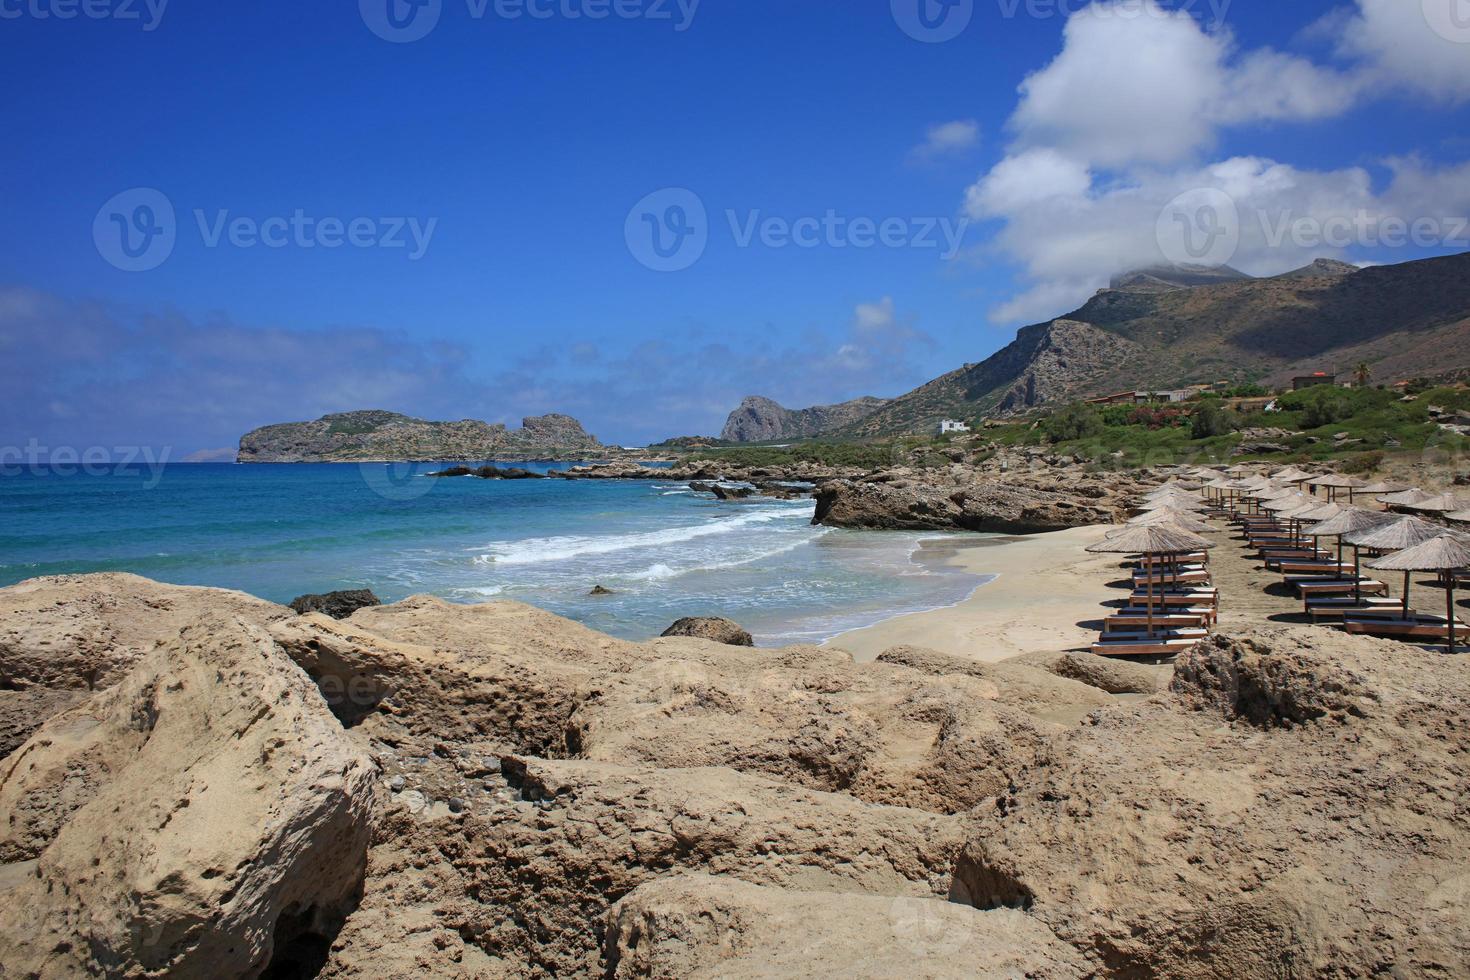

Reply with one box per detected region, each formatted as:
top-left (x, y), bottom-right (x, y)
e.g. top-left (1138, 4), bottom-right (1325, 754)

top-left (238, 410), bottom-right (603, 463)
top-left (840, 252), bottom-right (1470, 437)
top-left (720, 395), bottom-right (890, 442)
top-left (1109, 264), bottom-right (1252, 293)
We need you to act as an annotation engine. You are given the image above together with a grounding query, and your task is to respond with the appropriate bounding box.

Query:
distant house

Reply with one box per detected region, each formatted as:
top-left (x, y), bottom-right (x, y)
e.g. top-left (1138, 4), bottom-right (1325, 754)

top-left (1085, 388), bottom-right (1199, 406)
top-left (1293, 373), bottom-right (1337, 390)
top-left (939, 419), bottom-right (971, 434)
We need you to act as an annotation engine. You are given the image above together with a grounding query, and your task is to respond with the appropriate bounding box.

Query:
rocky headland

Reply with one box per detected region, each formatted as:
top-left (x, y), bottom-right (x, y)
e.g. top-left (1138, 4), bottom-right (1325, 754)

top-left (2, 573), bottom-right (1467, 976)
top-left (237, 410), bottom-right (608, 463)
top-left (720, 395), bottom-right (890, 443)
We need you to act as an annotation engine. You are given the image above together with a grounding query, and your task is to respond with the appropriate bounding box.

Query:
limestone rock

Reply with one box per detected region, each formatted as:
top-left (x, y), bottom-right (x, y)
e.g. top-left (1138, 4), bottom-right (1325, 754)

top-left (1011, 649), bottom-right (1169, 696)
top-left (573, 643), bottom-right (1052, 814)
top-left (876, 645), bottom-right (1118, 724)
top-left (0, 573), bottom-right (290, 691)
top-left (0, 616), bottom-right (378, 979)
top-left (604, 874), bottom-right (1089, 979)
top-left (956, 627), bottom-right (1470, 976)
top-left (320, 758), bottom-right (963, 977)
top-left (0, 574), bottom-right (289, 752)
top-left (659, 616), bottom-right (754, 646)
top-left (289, 589), bottom-right (382, 620)
top-left (812, 478), bottom-right (1121, 534)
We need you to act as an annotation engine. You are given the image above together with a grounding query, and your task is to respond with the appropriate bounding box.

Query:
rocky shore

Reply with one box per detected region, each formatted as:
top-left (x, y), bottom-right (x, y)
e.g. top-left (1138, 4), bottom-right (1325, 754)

top-left (2, 572), bottom-right (1468, 976)
top-left (559, 444), bottom-right (1144, 535)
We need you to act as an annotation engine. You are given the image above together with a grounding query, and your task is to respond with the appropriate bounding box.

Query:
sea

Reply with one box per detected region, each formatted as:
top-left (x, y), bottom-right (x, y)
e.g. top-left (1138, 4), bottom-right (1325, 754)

top-left (0, 461), bottom-right (993, 645)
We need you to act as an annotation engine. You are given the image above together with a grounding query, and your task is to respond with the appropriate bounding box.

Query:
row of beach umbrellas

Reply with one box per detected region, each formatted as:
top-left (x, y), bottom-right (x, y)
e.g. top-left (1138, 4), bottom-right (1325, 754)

top-left (1116, 464), bottom-right (1470, 653)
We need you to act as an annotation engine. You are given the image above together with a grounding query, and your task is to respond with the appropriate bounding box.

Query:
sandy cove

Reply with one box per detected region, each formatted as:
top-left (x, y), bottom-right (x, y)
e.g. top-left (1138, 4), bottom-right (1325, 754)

top-left (830, 525), bottom-right (1122, 663)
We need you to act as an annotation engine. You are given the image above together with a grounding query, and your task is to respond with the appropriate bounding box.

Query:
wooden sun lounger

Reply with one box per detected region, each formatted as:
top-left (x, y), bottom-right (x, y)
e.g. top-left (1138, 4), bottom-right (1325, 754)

top-left (1131, 588), bottom-right (1218, 605)
top-left (1304, 597), bottom-right (1403, 622)
top-left (1343, 619), bottom-right (1467, 641)
top-left (1277, 561), bottom-right (1356, 576)
top-left (1109, 606), bottom-right (1216, 628)
top-left (1133, 569), bottom-right (1212, 587)
top-left (1133, 552), bottom-right (1209, 568)
top-left (1294, 578), bottom-right (1389, 598)
top-left (1091, 637), bottom-right (1203, 658)
top-left (1098, 627), bottom-right (1209, 641)
top-left (1341, 608), bottom-right (1466, 626)
top-left (1103, 614), bottom-right (1212, 632)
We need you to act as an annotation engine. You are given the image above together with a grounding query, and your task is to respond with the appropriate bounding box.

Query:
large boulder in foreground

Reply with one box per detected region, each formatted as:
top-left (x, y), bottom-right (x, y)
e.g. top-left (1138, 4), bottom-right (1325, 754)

top-left (0, 574), bottom-right (290, 755)
top-left (812, 478), bottom-right (1121, 533)
top-left (0, 616), bottom-right (378, 979)
top-left (604, 874), bottom-right (1088, 979)
top-left (0, 573), bottom-right (290, 691)
top-left (321, 758), bottom-right (964, 977)
top-left (273, 600), bottom-right (1069, 816)
top-left (956, 627), bottom-right (1470, 977)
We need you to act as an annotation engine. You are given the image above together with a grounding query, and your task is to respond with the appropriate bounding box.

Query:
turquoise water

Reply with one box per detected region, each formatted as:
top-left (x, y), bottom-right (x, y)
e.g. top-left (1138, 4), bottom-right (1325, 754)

top-left (0, 463), bottom-right (991, 644)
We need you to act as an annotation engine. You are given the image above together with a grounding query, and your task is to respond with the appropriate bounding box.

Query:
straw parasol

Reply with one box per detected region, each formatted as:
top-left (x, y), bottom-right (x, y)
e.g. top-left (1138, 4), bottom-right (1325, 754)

top-left (1369, 534), bottom-right (1470, 654)
top-left (1405, 492), bottom-right (1469, 514)
top-left (1353, 516), bottom-right (1465, 620)
top-left (1088, 525), bottom-right (1217, 637)
top-left (1271, 466), bottom-right (1314, 483)
top-left (1308, 473), bottom-right (1368, 502)
top-left (1360, 480), bottom-right (1412, 496)
top-left (1140, 497), bottom-right (1209, 513)
top-left (1304, 507), bottom-right (1397, 601)
top-left (1448, 510), bottom-right (1470, 524)
top-left (1378, 487), bottom-right (1435, 508)
top-left (1226, 465), bottom-right (1257, 477)
top-left (1126, 509), bottom-right (1214, 533)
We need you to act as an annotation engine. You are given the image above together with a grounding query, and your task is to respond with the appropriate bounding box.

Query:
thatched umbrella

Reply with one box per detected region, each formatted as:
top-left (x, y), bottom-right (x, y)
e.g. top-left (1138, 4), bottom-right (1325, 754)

top-left (1378, 487), bottom-right (1434, 508)
top-left (1405, 492), bottom-right (1469, 514)
top-left (1351, 516), bottom-right (1463, 619)
top-left (1271, 466), bottom-right (1314, 483)
top-left (1360, 480), bottom-right (1412, 496)
top-left (1127, 509), bottom-right (1214, 533)
top-left (1304, 507), bottom-right (1397, 602)
top-left (1088, 524), bottom-right (1216, 638)
top-left (1309, 473), bottom-right (1368, 503)
top-left (1448, 509), bottom-right (1470, 524)
top-left (1369, 535), bottom-right (1470, 653)
top-left (1140, 496), bottom-right (1209, 513)
top-left (1291, 501), bottom-right (1344, 556)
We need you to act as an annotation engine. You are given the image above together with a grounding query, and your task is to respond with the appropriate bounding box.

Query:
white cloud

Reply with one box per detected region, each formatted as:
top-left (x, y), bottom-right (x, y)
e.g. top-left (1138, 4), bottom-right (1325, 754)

top-left (1339, 0), bottom-right (1470, 103)
top-left (911, 119), bottom-right (980, 161)
top-left (967, 155), bottom-right (1470, 324)
top-left (1008, 0), bottom-right (1356, 168)
top-left (963, 0), bottom-right (1470, 325)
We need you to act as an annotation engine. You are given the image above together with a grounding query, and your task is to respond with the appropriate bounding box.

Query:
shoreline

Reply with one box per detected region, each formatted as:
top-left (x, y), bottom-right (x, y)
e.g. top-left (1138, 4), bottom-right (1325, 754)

top-left (826, 524), bottom-right (1120, 664)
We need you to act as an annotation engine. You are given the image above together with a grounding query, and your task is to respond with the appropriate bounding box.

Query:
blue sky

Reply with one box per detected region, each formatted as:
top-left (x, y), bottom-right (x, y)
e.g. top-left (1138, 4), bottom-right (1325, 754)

top-left (3, 0), bottom-right (1469, 454)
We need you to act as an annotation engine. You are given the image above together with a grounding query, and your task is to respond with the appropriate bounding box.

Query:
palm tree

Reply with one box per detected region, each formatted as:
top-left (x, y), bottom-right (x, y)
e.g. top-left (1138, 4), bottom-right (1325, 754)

top-left (1353, 361), bottom-right (1372, 388)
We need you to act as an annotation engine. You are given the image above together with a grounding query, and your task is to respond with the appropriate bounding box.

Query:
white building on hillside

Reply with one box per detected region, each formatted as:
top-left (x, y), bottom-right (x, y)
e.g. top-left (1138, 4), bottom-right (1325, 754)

top-left (939, 419), bottom-right (971, 434)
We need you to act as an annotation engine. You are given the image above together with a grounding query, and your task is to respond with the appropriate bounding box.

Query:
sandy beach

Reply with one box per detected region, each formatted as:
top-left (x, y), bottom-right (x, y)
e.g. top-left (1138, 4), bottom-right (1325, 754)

top-left (829, 524), bottom-right (1123, 663)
